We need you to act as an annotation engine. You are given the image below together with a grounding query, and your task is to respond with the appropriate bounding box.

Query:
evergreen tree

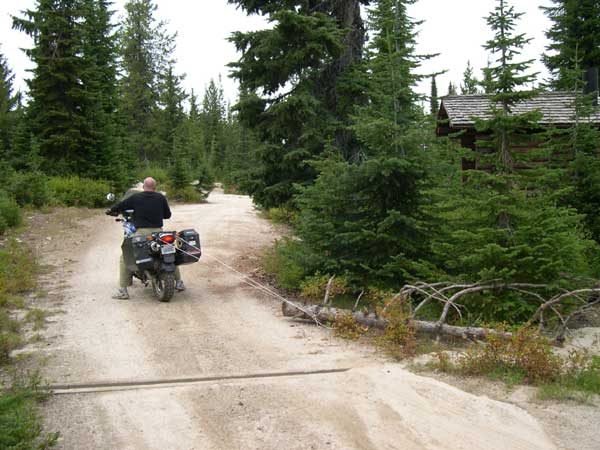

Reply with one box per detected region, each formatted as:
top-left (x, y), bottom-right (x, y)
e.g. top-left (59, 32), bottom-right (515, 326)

top-left (7, 95), bottom-right (34, 171)
top-left (0, 50), bottom-right (17, 161)
top-left (542, 0), bottom-right (600, 90)
top-left (460, 60), bottom-right (479, 94)
top-left (80, 0), bottom-right (122, 180)
top-left (229, 0), bottom-right (368, 208)
top-left (156, 64), bottom-right (186, 162)
top-left (352, 0), bottom-right (425, 157)
top-left (447, 81), bottom-right (457, 96)
top-left (480, 62), bottom-right (495, 93)
top-left (292, 0), bottom-right (435, 287)
top-left (431, 0), bottom-right (593, 322)
top-left (13, 0), bottom-right (94, 175)
top-left (430, 76), bottom-right (438, 115)
top-left (119, 0), bottom-right (176, 162)
top-left (187, 89), bottom-right (206, 169)
top-left (201, 77), bottom-right (226, 172)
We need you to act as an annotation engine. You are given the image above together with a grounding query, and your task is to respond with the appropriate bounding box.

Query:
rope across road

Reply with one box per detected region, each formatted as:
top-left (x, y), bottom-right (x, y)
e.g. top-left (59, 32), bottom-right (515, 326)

top-left (177, 236), bottom-right (332, 329)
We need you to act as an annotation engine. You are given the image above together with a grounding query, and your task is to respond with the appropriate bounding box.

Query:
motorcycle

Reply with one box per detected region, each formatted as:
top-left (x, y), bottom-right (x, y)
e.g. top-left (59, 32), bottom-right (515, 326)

top-left (106, 193), bottom-right (202, 302)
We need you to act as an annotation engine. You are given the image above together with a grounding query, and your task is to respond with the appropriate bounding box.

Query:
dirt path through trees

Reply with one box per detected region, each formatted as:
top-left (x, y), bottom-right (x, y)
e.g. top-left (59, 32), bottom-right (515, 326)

top-left (37, 189), bottom-right (556, 450)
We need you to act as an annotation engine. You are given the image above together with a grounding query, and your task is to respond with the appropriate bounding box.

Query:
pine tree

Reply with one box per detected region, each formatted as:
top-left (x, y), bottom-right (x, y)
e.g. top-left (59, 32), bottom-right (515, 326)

top-left (431, 0), bottom-right (594, 321)
top-left (351, 0), bottom-right (426, 158)
top-left (447, 81), bottom-right (457, 96)
top-left (119, 0), bottom-right (176, 162)
top-left (229, 0), bottom-right (367, 208)
top-left (156, 64), bottom-right (186, 162)
top-left (543, 0), bottom-right (600, 90)
top-left (545, 49), bottom-right (600, 242)
top-left (430, 76), bottom-right (438, 115)
top-left (292, 0), bottom-right (435, 287)
top-left (187, 89), bottom-right (206, 169)
top-left (80, 0), bottom-right (121, 180)
top-left (201, 78), bottom-right (226, 173)
top-left (13, 0), bottom-right (94, 175)
top-left (0, 50), bottom-right (17, 161)
top-left (460, 60), bottom-right (479, 94)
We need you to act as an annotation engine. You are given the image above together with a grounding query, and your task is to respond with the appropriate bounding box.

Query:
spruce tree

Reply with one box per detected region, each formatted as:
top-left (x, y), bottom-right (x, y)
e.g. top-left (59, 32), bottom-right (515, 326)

top-left (156, 64), bottom-right (186, 162)
top-left (13, 0), bottom-right (94, 175)
top-left (80, 0), bottom-right (122, 180)
top-left (543, 0), bottom-right (600, 90)
top-left (431, 0), bottom-right (594, 322)
top-left (119, 0), bottom-right (176, 162)
top-left (0, 50), bottom-right (17, 161)
top-left (447, 81), bottom-right (457, 96)
top-left (201, 78), bottom-right (226, 173)
top-left (228, 0), bottom-right (368, 208)
top-left (460, 60), bottom-right (479, 94)
top-left (187, 90), bottom-right (206, 170)
top-left (293, 0), bottom-right (435, 287)
top-left (430, 76), bottom-right (438, 115)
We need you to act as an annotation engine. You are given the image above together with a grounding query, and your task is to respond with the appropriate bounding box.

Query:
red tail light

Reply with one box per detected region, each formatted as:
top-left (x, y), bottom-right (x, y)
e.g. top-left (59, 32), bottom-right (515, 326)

top-left (160, 234), bottom-right (175, 244)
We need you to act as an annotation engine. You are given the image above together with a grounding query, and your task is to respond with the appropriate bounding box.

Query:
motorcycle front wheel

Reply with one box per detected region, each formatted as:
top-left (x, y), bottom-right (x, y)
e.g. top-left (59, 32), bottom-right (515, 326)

top-left (151, 272), bottom-right (175, 302)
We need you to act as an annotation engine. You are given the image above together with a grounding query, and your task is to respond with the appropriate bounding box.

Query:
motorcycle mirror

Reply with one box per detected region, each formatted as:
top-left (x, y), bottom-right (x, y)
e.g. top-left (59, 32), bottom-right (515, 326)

top-left (106, 193), bottom-right (116, 202)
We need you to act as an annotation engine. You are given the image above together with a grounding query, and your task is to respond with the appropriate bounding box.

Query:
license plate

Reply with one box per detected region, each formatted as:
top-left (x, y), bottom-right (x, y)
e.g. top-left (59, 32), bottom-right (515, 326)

top-left (161, 244), bottom-right (175, 255)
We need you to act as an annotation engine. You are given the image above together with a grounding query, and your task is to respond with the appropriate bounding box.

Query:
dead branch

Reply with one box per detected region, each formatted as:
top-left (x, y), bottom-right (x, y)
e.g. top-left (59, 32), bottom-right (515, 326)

top-left (353, 290), bottom-right (364, 311)
top-left (323, 275), bottom-right (335, 306)
top-left (525, 288), bottom-right (600, 328)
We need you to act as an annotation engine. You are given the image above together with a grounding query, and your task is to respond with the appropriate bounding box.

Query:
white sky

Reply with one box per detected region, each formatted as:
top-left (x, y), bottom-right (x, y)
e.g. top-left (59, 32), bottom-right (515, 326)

top-left (1, 0), bottom-right (553, 105)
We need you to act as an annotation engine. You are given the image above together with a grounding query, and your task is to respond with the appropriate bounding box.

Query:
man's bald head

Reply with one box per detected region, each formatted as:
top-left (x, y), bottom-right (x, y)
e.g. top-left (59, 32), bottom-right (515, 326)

top-left (143, 177), bottom-right (157, 191)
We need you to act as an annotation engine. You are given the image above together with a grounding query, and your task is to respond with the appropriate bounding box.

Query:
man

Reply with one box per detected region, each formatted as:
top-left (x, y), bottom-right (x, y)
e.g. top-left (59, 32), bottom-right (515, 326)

top-left (108, 177), bottom-right (185, 299)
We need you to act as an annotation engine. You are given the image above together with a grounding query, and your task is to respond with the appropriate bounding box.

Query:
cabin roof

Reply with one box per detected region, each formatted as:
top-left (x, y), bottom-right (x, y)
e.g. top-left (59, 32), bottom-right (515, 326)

top-left (438, 91), bottom-right (600, 129)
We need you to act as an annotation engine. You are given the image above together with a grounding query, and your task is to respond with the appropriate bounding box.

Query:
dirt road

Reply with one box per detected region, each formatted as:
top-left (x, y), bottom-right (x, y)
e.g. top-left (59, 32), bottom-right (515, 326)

top-left (37, 189), bottom-right (557, 450)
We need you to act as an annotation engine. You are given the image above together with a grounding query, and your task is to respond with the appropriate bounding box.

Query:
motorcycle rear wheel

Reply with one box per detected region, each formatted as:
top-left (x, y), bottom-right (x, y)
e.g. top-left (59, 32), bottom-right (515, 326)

top-left (152, 272), bottom-right (175, 302)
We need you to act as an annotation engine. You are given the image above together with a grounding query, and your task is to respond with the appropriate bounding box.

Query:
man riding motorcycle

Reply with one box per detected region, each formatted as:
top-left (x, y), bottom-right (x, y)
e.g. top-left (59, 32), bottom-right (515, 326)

top-left (107, 177), bottom-right (185, 299)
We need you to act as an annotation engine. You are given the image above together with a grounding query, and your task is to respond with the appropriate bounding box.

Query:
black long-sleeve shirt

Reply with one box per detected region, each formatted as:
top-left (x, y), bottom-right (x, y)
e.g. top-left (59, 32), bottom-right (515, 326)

top-left (110, 191), bottom-right (172, 228)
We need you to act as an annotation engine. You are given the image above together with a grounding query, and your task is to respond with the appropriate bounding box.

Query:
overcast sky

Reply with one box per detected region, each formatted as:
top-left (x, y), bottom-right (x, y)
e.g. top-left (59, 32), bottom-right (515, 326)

top-left (1, 0), bottom-right (553, 104)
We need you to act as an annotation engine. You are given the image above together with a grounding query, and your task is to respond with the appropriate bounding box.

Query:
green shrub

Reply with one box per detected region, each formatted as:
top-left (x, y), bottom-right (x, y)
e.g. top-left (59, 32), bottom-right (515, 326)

top-left (48, 176), bottom-right (111, 208)
top-left (136, 163), bottom-right (170, 185)
top-left (267, 207), bottom-right (297, 225)
top-left (0, 373), bottom-right (59, 449)
top-left (262, 239), bottom-right (315, 290)
top-left (7, 171), bottom-right (50, 208)
top-left (0, 193), bottom-right (22, 234)
top-left (169, 185), bottom-right (205, 203)
top-left (300, 273), bottom-right (348, 304)
top-left (457, 328), bottom-right (563, 384)
top-left (0, 239), bottom-right (37, 304)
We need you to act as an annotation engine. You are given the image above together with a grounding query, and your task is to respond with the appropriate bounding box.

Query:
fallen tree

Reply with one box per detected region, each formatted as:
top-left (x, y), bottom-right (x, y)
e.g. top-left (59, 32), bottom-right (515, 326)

top-left (281, 281), bottom-right (600, 341)
top-left (282, 302), bottom-right (513, 339)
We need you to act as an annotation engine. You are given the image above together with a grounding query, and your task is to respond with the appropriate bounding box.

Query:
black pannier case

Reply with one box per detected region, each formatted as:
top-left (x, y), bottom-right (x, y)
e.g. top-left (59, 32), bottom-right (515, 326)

top-left (176, 229), bottom-right (201, 265)
top-left (122, 235), bottom-right (154, 272)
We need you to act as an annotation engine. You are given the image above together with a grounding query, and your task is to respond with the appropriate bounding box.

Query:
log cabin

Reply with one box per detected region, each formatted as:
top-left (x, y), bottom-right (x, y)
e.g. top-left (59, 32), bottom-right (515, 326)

top-left (436, 91), bottom-right (600, 170)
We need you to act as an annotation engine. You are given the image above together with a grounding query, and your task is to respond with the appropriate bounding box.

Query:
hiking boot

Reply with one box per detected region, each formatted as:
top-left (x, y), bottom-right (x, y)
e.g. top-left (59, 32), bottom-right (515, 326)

top-left (175, 280), bottom-right (186, 292)
top-left (112, 287), bottom-right (129, 300)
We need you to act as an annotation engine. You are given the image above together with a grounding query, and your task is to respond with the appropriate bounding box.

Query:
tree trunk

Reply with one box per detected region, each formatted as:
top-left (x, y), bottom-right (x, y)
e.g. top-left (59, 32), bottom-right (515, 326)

top-left (282, 302), bottom-right (513, 340)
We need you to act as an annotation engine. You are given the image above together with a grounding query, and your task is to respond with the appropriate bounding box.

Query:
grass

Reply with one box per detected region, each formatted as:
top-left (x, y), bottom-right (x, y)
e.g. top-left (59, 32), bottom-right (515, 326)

top-left (0, 372), bottom-right (59, 449)
top-left (424, 328), bottom-right (600, 402)
top-left (0, 237), bottom-right (58, 447)
top-left (25, 309), bottom-right (49, 332)
top-left (537, 355), bottom-right (600, 402)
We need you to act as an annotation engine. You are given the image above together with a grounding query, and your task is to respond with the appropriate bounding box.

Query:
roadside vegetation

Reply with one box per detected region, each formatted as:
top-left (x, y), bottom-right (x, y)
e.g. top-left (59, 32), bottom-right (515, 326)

top-left (0, 236), bottom-right (59, 447)
top-left (251, 0), bottom-right (600, 401)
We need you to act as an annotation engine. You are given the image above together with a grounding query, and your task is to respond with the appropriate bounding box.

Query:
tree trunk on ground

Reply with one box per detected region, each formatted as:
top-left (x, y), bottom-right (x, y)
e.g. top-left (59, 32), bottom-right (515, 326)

top-left (282, 302), bottom-right (513, 340)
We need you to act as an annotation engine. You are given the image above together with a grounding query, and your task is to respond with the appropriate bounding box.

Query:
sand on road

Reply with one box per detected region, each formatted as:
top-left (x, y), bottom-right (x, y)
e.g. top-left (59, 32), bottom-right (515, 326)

top-left (37, 189), bottom-right (557, 450)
